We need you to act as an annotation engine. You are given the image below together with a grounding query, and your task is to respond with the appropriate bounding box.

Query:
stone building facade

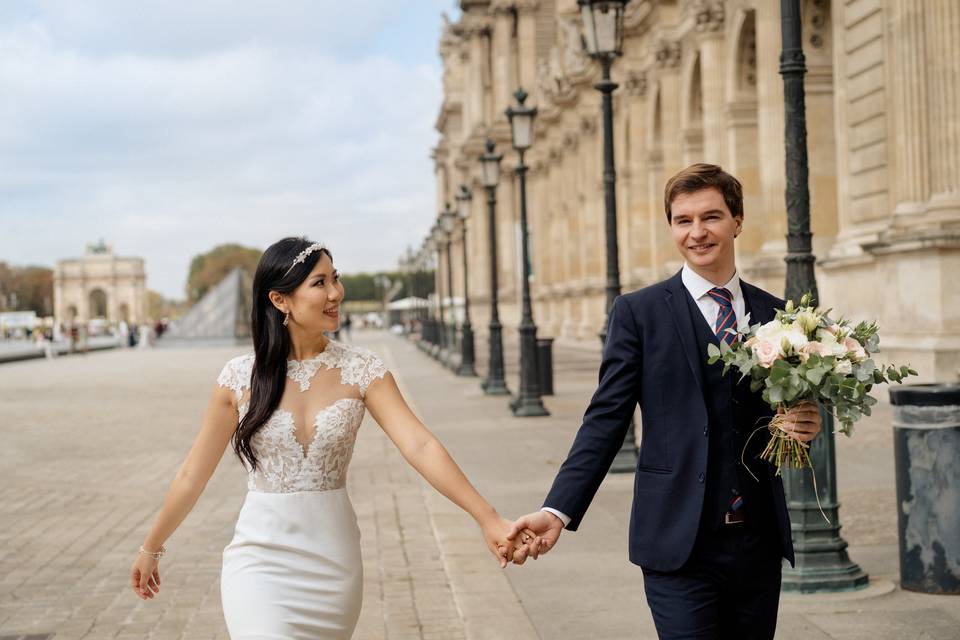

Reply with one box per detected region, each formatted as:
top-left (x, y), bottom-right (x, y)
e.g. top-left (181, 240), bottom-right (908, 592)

top-left (54, 242), bottom-right (147, 326)
top-left (433, 0), bottom-right (959, 381)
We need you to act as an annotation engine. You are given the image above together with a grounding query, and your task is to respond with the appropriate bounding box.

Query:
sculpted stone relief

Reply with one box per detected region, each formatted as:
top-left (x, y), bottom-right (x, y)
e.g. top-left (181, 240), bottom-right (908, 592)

top-left (687, 0), bottom-right (725, 33)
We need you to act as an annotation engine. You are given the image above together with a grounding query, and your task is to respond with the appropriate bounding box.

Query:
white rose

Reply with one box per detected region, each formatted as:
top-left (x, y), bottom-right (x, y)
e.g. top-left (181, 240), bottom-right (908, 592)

top-left (816, 329), bottom-right (848, 357)
top-left (843, 336), bottom-right (867, 362)
top-left (753, 340), bottom-right (781, 368)
top-left (756, 321), bottom-right (792, 356)
top-left (834, 359), bottom-right (853, 375)
top-left (782, 326), bottom-right (810, 351)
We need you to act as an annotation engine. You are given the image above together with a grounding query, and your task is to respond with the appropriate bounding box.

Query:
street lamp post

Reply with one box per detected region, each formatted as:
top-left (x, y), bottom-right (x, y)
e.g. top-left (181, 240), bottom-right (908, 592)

top-left (432, 224), bottom-right (448, 362)
top-left (421, 240), bottom-right (436, 351)
top-left (441, 203), bottom-right (459, 370)
top-left (506, 89), bottom-right (549, 417)
top-left (479, 139), bottom-right (510, 396)
top-left (455, 185), bottom-right (478, 377)
top-left (580, 0), bottom-right (637, 471)
top-left (779, 0), bottom-right (867, 593)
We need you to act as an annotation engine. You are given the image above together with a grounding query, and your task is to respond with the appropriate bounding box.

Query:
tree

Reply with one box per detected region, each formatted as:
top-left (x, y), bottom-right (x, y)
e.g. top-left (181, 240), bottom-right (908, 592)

top-left (0, 262), bottom-right (53, 315)
top-left (186, 243), bottom-right (261, 303)
top-left (147, 290), bottom-right (184, 320)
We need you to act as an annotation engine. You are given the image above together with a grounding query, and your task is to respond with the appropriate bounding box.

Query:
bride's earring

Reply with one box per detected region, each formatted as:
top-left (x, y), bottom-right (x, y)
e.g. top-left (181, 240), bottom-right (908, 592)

top-left (283, 311), bottom-right (290, 327)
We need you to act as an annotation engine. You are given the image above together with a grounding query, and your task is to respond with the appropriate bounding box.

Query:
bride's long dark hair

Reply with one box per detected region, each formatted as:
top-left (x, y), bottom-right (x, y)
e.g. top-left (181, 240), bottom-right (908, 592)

top-left (234, 236), bottom-right (331, 471)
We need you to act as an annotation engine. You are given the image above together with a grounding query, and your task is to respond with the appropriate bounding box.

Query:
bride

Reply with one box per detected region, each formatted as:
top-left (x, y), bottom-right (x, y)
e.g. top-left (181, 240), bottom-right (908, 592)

top-left (130, 237), bottom-right (537, 638)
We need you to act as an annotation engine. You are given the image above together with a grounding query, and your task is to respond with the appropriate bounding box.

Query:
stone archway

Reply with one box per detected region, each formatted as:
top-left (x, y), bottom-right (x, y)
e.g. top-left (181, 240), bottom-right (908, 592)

top-left (89, 289), bottom-right (108, 319)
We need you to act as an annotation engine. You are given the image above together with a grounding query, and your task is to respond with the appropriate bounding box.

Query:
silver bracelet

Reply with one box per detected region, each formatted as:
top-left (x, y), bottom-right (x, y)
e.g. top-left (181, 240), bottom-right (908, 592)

top-left (139, 545), bottom-right (166, 560)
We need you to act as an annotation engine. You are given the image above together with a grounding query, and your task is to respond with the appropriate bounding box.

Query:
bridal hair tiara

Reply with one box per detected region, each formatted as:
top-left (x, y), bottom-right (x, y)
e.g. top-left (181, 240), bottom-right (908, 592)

top-left (284, 242), bottom-right (325, 276)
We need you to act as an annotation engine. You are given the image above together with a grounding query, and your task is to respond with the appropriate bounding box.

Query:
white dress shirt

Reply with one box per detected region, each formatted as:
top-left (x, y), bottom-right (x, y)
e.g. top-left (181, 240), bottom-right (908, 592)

top-left (680, 263), bottom-right (748, 333)
top-left (540, 265), bottom-right (746, 529)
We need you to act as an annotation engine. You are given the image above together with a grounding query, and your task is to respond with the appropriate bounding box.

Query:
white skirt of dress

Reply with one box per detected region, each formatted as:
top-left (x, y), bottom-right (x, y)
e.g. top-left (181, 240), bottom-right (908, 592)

top-left (221, 488), bottom-right (363, 639)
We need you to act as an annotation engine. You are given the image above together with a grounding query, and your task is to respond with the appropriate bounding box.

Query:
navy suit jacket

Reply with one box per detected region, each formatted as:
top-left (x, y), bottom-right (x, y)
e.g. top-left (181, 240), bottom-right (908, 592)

top-left (543, 270), bottom-right (795, 572)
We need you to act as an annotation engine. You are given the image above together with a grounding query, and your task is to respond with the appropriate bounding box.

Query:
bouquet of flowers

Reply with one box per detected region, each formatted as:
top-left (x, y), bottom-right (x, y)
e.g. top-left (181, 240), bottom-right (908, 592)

top-left (707, 293), bottom-right (917, 474)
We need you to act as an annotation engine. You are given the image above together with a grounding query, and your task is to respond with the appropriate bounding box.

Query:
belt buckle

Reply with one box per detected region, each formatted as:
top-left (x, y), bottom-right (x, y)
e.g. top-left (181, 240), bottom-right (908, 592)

top-left (724, 511), bottom-right (745, 525)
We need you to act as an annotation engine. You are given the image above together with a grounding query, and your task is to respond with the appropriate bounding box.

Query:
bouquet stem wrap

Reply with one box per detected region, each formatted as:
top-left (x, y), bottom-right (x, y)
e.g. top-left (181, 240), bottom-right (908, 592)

top-left (761, 406), bottom-right (812, 473)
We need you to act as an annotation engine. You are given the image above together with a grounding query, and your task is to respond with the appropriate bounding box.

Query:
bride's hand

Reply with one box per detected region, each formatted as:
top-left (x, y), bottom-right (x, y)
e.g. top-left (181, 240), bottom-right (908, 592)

top-left (130, 553), bottom-right (161, 600)
top-left (480, 514), bottom-right (537, 568)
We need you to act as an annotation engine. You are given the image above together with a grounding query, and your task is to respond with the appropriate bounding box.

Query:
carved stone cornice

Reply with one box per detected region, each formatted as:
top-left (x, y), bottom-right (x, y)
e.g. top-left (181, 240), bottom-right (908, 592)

top-left (459, 0), bottom-right (491, 12)
top-left (489, 0), bottom-right (538, 12)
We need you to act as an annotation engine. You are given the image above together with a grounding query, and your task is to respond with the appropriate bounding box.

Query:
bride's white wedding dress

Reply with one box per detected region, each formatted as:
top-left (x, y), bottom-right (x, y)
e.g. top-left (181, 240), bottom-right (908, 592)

top-left (216, 340), bottom-right (387, 639)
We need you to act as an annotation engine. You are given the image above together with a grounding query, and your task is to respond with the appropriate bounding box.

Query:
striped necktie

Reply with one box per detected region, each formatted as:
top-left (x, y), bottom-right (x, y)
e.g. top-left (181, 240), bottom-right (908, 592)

top-left (708, 287), bottom-right (738, 346)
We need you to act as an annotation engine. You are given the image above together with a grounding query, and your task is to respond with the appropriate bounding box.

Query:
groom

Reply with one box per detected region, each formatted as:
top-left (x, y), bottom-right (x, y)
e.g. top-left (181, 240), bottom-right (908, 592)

top-left (509, 164), bottom-right (821, 639)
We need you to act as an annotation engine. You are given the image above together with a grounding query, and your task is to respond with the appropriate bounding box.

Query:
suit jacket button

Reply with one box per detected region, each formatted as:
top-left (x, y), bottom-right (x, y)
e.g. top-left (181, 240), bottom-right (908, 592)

top-left (698, 472), bottom-right (705, 483)
top-left (703, 426), bottom-right (708, 437)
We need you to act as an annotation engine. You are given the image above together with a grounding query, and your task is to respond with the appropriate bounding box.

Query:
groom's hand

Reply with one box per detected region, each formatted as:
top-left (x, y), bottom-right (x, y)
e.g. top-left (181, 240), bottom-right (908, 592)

top-left (506, 511), bottom-right (564, 565)
top-left (778, 401), bottom-right (821, 443)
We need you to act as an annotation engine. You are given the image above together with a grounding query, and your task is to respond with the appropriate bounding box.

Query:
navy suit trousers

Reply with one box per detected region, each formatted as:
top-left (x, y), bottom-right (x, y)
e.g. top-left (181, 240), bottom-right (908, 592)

top-left (641, 525), bottom-right (782, 640)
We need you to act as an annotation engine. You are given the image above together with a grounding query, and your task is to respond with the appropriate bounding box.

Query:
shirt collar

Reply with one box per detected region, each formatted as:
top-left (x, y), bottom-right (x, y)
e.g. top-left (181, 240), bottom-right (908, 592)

top-left (681, 263), bottom-right (742, 302)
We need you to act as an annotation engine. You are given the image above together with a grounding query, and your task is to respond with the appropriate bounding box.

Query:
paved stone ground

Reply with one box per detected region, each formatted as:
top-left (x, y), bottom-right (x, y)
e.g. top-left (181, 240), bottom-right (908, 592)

top-left (1, 331), bottom-right (958, 639)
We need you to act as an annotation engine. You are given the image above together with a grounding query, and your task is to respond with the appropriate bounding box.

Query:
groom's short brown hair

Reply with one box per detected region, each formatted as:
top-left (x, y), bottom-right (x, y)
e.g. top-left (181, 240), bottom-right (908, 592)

top-left (664, 163), bottom-right (744, 223)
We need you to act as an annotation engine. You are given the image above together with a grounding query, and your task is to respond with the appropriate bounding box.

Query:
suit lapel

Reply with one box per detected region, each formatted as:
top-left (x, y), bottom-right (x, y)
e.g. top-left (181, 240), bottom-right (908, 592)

top-left (664, 271), bottom-right (705, 397)
top-left (740, 280), bottom-right (775, 327)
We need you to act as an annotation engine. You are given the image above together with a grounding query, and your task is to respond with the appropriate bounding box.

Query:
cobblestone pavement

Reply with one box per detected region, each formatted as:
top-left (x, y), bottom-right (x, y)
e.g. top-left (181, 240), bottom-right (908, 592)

top-left (1, 331), bottom-right (958, 640)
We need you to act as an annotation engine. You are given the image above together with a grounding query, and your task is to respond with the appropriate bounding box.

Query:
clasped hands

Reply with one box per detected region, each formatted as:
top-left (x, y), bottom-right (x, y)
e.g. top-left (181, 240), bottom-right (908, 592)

top-left (481, 510), bottom-right (565, 568)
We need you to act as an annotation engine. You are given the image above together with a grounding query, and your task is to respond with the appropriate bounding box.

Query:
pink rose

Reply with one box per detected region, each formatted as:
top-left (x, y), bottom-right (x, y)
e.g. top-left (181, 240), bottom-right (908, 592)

top-left (753, 339), bottom-right (780, 368)
top-left (843, 336), bottom-right (867, 362)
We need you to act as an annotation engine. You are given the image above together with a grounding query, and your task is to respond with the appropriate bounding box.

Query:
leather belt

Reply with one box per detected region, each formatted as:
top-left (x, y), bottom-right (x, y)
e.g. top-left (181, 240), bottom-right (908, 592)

top-left (724, 510), bottom-right (746, 525)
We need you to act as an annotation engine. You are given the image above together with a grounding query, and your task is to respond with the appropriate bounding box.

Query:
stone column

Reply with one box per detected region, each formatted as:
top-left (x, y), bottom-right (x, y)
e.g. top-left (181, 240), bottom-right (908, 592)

top-left (692, 1), bottom-right (727, 163)
top-left (889, 0), bottom-right (930, 216)
top-left (622, 70), bottom-right (651, 287)
top-left (752, 0), bottom-right (788, 280)
top-left (491, 4), bottom-right (517, 118)
top-left (654, 40), bottom-right (684, 276)
top-left (924, 0), bottom-right (960, 217)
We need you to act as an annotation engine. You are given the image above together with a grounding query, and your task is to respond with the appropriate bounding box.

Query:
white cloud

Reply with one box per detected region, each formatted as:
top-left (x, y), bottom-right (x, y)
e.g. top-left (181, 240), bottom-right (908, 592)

top-left (0, 1), bottom-right (451, 299)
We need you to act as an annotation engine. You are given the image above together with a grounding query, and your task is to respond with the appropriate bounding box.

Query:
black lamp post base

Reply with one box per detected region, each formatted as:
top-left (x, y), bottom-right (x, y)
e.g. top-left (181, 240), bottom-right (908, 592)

top-left (458, 324), bottom-right (477, 377)
top-left (782, 549), bottom-right (869, 593)
top-left (483, 378), bottom-right (511, 396)
top-left (511, 395), bottom-right (550, 417)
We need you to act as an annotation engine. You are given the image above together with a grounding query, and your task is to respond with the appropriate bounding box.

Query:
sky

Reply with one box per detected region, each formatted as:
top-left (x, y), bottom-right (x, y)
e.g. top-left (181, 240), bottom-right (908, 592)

top-left (0, 1), bottom-right (459, 300)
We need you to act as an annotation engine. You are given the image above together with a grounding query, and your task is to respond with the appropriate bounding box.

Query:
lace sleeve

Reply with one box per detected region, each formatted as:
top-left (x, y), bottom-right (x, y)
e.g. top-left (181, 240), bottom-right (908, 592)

top-left (217, 353), bottom-right (254, 401)
top-left (342, 347), bottom-right (388, 397)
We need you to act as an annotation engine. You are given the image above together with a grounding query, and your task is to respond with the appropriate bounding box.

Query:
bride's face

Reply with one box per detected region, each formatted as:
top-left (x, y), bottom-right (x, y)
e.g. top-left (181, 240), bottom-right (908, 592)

top-left (287, 253), bottom-right (344, 333)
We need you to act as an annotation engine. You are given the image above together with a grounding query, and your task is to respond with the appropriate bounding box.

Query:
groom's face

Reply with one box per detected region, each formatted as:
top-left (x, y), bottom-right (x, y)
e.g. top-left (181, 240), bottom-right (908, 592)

top-left (668, 187), bottom-right (742, 274)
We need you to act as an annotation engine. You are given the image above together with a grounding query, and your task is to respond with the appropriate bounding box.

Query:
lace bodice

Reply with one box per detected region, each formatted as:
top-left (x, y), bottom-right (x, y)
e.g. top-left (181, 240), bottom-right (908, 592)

top-left (217, 341), bottom-right (388, 493)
